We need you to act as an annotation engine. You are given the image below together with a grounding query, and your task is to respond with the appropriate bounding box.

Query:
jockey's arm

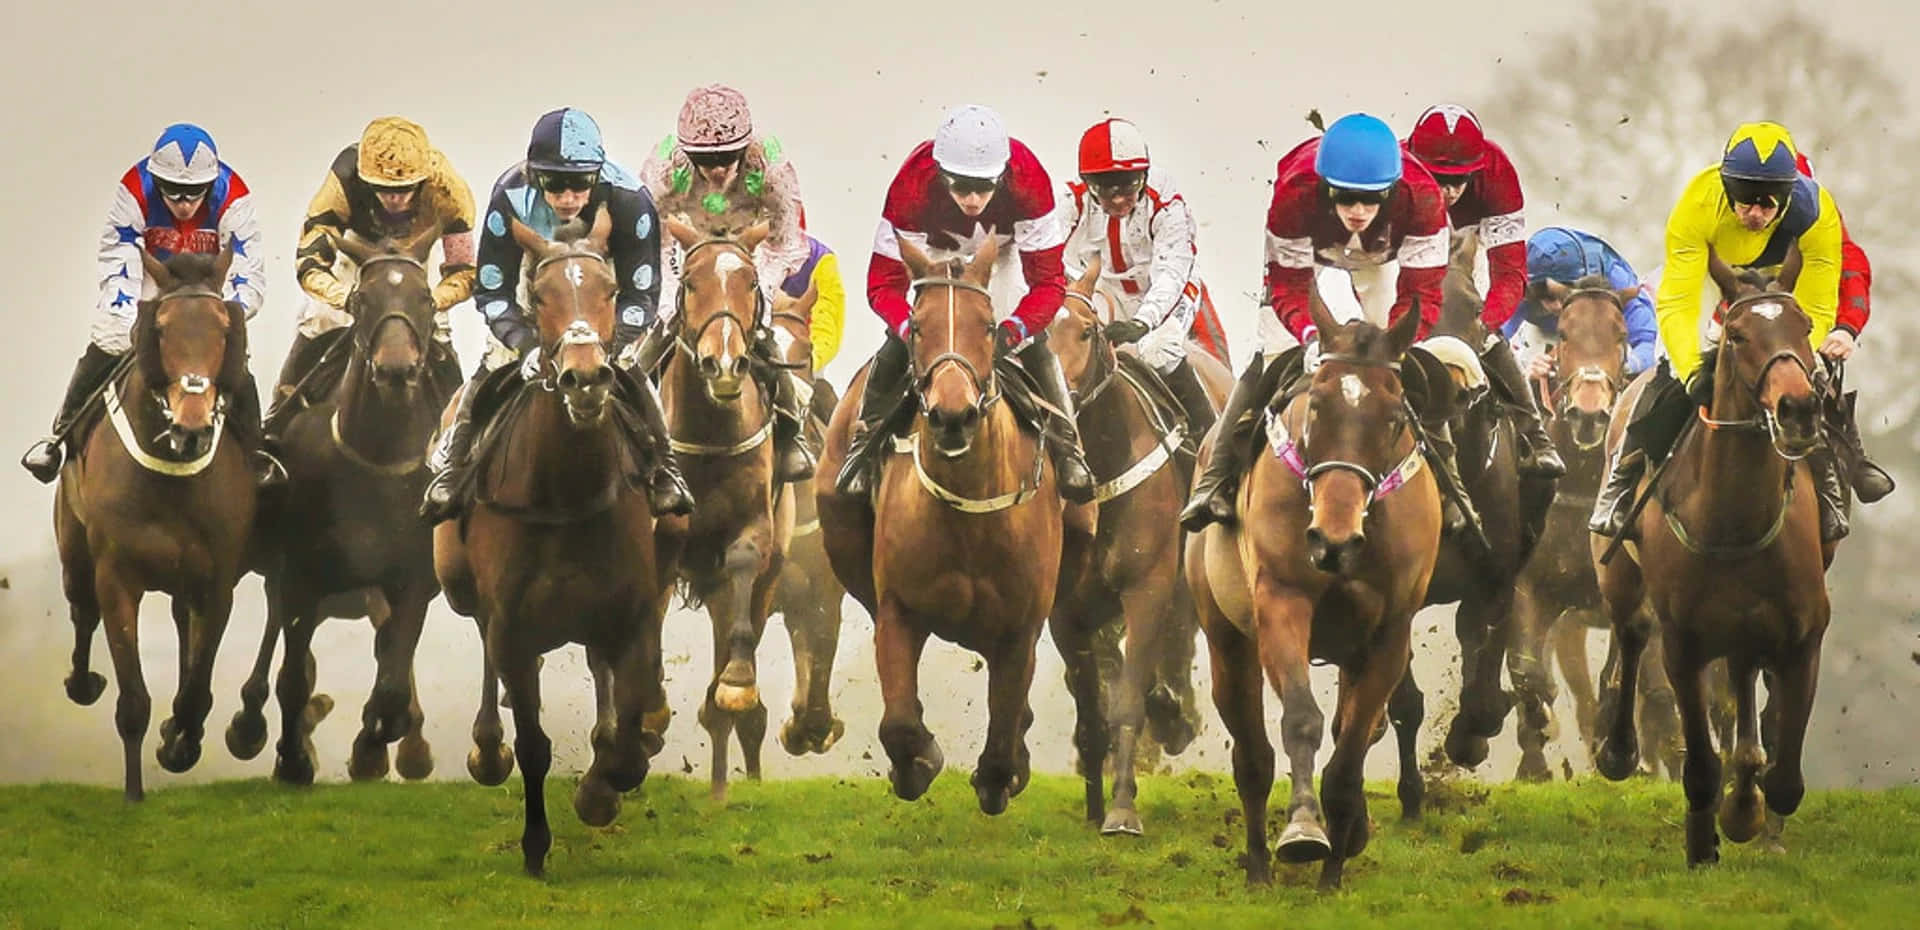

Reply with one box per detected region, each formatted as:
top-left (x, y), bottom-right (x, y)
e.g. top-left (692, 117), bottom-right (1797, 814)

top-left (472, 191), bottom-right (535, 355)
top-left (1790, 191), bottom-right (1844, 350)
top-left (1263, 187), bottom-right (1319, 341)
top-left (1137, 195), bottom-right (1198, 330)
top-left (1654, 185), bottom-right (1717, 383)
top-left (1602, 255), bottom-right (1658, 375)
top-left (1481, 237), bottom-right (1527, 331)
top-left (294, 171), bottom-right (355, 310)
top-left (605, 185), bottom-right (664, 346)
top-left (867, 218), bottom-right (916, 340)
top-left (428, 164), bottom-right (478, 312)
top-left (807, 249), bottom-right (846, 371)
top-left (213, 181), bottom-right (266, 318)
top-left (1835, 229), bottom-right (1871, 338)
top-left (1007, 238), bottom-right (1067, 343)
top-left (1391, 227), bottom-right (1448, 340)
top-left (95, 173), bottom-right (147, 353)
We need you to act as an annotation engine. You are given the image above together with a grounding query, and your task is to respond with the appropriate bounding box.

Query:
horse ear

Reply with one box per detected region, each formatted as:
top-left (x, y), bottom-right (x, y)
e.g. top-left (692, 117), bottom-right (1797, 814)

top-left (334, 230), bottom-right (380, 268)
top-left (1615, 283), bottom-right (1645, 307)
top-left (508, 216), bottom-right (550, 256)
top-left (1306, 276), bottom-right (1339, 342)
top-left (895, 235), bottom-right (934, 281)
top-left (739, 220), bottom-right (772, 254)
top-left (1704, 245), bottom-right (1742, 304)
top-left (587, 205), bottom-right (614, 254)
top-left (1541, 279), bottom-right (1573, 305)
top-left (663, 216), bottom-right (701, 251)
top-left (211, 243), bottom-right (235, 285)
top-left (1386, 299), bottom-right (1421, 357)
top-left (965, 228), bottom-right (1000, 287)
top-left (402, 224), bottom-right (441, 263)
top-left (1069, 253), bottom-right (1102, 297)
top-left (219, 300), bottom-right (250, 390)
top-left (793, 279), bottom-right (819, 317)
top-left (141, 248), bottom-right (173, 291)
top-left (1776, 241), bottom-right (1804, 292)
top-left (1449, 227), bottom-right (1481, 275)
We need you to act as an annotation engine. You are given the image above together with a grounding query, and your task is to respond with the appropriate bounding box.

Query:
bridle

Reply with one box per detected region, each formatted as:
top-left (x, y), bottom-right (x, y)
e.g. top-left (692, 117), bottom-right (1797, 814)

top-left (1697, 293), bottom-right (1823, 462)
top-left (671, 237), bottom-right (771, 364)
top-left (1266, 352), bottom-right (1426, 517)
top-left (347, 253), bottom-right (433, 384)
top-left (906, 274), bottom-right (1001, 415)
top-left (524, 248), bottom-right (616, 389)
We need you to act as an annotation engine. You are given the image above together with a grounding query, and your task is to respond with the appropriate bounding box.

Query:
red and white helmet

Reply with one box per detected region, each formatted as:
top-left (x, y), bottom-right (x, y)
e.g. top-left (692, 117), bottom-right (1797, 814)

top-left (1407, 104), bottom-right (1490, 174)
top-left (1078, 118), bottom-right (1150, 175)
top-left (932, 104), bottom-right (1011, 179)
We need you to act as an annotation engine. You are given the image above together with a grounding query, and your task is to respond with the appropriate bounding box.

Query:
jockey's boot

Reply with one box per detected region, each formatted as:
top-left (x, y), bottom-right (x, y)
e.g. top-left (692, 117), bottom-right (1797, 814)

top-left (1589, 364), bottom-right (1688, 538)
top-left (1016, 336), bottom-right (1096, 504)
top-left (1811, 450), bottom-right (1850, 543)
top-left (1835, 390), bottom-right (1894, 503)
top-left (419, 370), bottom-right (487, 524)
top-left (21, 344), bottom-right (121, 484)
top-left (626, 318), bottom-right (674, 382)
top-left (228, 372), bottom-right (287, 488)
top-left (752, 327), bottom-right (816, 483)
top-left (1480, 335), bottom-right (1565, 478)
top-left (625, 372), bottom-right (696, 517)
top-left (835, 335), bottom-right (913, 499)
top-left (1179, 355), bottom-right (1267, 532)
top-left (1420, 414), bottom-right (1493, 558)
top-left (1163, 358), bottom-right (1218, 441)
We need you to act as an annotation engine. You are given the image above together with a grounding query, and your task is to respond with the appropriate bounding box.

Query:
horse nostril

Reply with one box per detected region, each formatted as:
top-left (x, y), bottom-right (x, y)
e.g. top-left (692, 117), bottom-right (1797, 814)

top-left (588, 365), bottom-right (614, 389)
top-left (699, 357), bottom-right (721, 379)
top-left (731, 357), bottom-right (750, 379)
top-left (557, 368), bottom-right (579, 391)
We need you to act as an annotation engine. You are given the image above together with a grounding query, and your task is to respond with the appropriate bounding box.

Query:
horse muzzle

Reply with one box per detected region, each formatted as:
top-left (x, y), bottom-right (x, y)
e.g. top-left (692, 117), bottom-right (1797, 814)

top-left (557, 364), bottom-right (614, 427)
top-left (1769, 393), bottom-right (1823, 457)
top-left (698, 353), bottom-right (751, 403)
top-left (924, 402), bottom-right (981, 458)
top-left (1304, 525), bottom-right (1367, 577)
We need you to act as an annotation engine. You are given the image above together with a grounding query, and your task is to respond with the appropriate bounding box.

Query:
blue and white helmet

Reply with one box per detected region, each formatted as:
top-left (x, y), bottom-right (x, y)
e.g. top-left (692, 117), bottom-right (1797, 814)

top-left (149, 123), bottom-right (220, 185)
top-left (527, 108), bottom-right (606, 173)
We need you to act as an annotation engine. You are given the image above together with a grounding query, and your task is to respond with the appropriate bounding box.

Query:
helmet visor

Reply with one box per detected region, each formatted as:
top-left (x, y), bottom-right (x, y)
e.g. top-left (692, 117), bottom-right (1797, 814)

top-left (155, 178), bottom-right (211, 204)
top-left (1723, 177), bottom-right (1792, 209)
top-left (534, 169), bottom-right (600, 193)
top-left (1084, 170), bottom-right (1146, 199)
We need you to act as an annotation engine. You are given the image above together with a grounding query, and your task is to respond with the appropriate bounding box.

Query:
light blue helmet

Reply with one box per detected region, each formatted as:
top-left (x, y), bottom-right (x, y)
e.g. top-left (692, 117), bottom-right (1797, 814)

top-left (1314, 113), bottom-right (1402, 191)
top-left (1526, 227), bottom-right (1599, 285)
top-left (149, 123), bottom-right (220, 185)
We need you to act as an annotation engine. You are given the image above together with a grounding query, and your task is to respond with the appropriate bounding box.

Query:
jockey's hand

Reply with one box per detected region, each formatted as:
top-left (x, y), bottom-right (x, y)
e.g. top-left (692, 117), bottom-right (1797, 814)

top-left (1819, 328), bottom-right (1857, 361)
top-left (1103, 318), bottom-right (1151, 344)
top-left (994, 321), bottom-right (1023, 358)
top-left (1525, 352), bottom-right (1556, 381)
top-left (518, 345), bottom-right (545, 382)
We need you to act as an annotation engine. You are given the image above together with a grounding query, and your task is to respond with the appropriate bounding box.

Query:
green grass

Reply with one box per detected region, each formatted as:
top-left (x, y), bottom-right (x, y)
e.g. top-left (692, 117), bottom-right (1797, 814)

top-left (1, 773), bottom-right (1914, 929)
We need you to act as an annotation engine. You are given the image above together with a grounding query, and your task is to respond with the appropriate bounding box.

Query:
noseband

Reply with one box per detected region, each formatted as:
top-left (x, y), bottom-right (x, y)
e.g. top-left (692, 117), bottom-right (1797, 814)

top-left (1062, 290), bottom-right (1120, 409)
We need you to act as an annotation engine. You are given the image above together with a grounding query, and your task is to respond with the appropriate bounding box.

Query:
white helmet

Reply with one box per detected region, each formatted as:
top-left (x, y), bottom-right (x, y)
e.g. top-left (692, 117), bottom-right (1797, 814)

top-left (148, 123), bottom-right (221, 185)
top-left (932, 104), bottom-right (1011, 179)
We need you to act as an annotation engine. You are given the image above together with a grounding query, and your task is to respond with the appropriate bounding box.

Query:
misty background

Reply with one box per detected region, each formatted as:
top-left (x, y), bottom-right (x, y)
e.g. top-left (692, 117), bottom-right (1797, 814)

top-left (2, 0), bottom-right (1915, 791)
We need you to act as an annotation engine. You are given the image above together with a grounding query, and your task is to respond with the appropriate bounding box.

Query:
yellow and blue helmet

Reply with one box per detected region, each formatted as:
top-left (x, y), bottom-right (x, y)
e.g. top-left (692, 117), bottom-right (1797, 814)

top-left (1720, 121), bottom-right (1799, 207)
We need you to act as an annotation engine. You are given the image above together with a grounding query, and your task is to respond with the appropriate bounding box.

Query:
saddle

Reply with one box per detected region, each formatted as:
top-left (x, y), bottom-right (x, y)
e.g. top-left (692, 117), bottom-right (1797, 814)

top-left (1111, 350), bottom-right (1194, 448)
top-left (867, 356), bottom-right (1060, 452)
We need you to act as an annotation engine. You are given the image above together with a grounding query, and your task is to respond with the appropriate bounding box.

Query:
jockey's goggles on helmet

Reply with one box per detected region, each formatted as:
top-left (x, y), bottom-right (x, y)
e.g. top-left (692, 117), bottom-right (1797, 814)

top-left (939, 170), bottom-right (1002, 196)
top-left (1722, 177), bottom-right (1792, 210)
top-left (1326, 185), bottom-right (1392, 207)
top-left (1084, 171), bottom-right (1147, 199)
top-left (1430, 171), bottom-right (1475, 189)
top-left (155, 179), bottom-right (211, 203)
top-left (686, 148), bottom-right (745, 170)
top-left (534, 169), bottom-right (600, 193)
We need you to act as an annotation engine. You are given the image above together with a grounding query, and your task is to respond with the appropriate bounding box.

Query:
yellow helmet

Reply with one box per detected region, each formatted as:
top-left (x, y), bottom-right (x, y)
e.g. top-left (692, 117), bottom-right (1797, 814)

top-left (357, 117), bottom-right (433, 187)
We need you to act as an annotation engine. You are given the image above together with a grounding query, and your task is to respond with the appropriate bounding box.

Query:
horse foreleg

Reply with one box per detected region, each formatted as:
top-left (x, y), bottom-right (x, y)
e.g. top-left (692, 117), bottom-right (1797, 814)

top-left (1551, 614), bottom-right (1597, 754)
top-left (779, 585), bottom-right (846, 756)
top-left (1445, 586), bottom-right (1516, 768)
top-left (1203, 605), bottom-right (1274, 887)
top-left (573, 644), bottom-right (623, 828)
top-left (1048, 608), bottom-right (1110, 828)
top-left (466, 614), bottom-right (515, 786)
top-left (393, 666), bottom-right (433, 781)
top-left (96, 572), bottom-right (150, 801)
top-left (157, 588), bottom-right (232, 775)
top-left (272, 604), bottom-right (323, 786)
top-left (1717, 655), bottom-right (1766, 843)
top-left (1759, 626), bottom-right (1824, 821)
top-left (1636, 633), bottom-right (1684, 780)
top-left (225, 587), bottom-right (280, 761)
top-left (1319, 619), bottom-right (1412, 892)
top-left (1595, 603), bottom-right (1653, 781)
top-left (712, 539), bottom-right (767, 712)
top-left (1107, 581), bottom-right (1173, 836)
top-left (1387, 668), bottom-right (1425, 821)
top-left (1255, 585), bottom-right (1328, 864)
top-left (1508, 590), bottom-right (1559, 783)
top-left (700, 599), bottom-right (738, 804)
top-left (365, 587), bottom-right (429, 746)
top-left (874, 598), bottom-right (939, 801)
top-left (735, 568), bottom-right (778, 782)
top-left (1665, 635), bottom-right (1722, 867)
top-left (57, 501), bottom-right (106, 707)
top-left (1146, 587), bottom-right (1202, 756)
top-left (496, 632), bottom-right (553, 878)
top-left (973, 628), bottom-right (1041, 816)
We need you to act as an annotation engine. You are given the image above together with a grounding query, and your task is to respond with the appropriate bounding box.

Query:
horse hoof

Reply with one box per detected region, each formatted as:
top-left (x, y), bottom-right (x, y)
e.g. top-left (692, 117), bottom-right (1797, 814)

top-left (573, 777), bottom-right (622, 828)
top-left (889, 742), bottom-right (944, 801)
top-left (348, 736), bottom-right (390, 782)
top-left (1275, 820), bottom-right (1333, 863)
top-left (225, 711), bottom-right (269, 761)
top-left (65, 671), bottom-right (107, 706)
top-left (395, 739), bottom-right (435, 781)
top-left (156, 720), bottom-right (201, 774)
top-left (1761, 769), bottom-right (1806, 817)
top-left (778, 717), bottom-right (810, 756)
top-left (1444, 725), bottom-right (1491, 768)
top-left (1100, 808), bottom-right (1144, 836)
top-left (466, 745), bottom-right (515, 786)
top-left (714, 682), bottom-right (759, 714)
top-left (1719, 789), bottom-right (1766, 844)
top-left (274, 750), bottom-right (317, 786)
top-left (1514, 753), bottom-right (1553, 783)
top-left (974, 779), bottom-right (1012, 816)
top-left (1594, 737), bottom-right (1639, 782)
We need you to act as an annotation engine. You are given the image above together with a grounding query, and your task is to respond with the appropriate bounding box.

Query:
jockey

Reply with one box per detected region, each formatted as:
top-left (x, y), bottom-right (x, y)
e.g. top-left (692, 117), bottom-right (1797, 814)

top-left (639, 84), bottom-right (816, 481)
top-left (780, 233), bottom-right (847, 372)
top-left (1512, 227), bottom-right (1658, 378)
top-left (1179, 112), bottom-right (1484, 543)
top-left (1405, 104), bottom-right (1565, 479)
top-left (271, 117), bottom-right (476, 434)
top-left (418, 107), bottom-right (693, 523)
top-left (21, 123), bottom-right (279, 486)
top-left (1590, 121), bottom-right (1852, 541)
top-left (834, 104), bottom-right (1096, 503)
top-left (1055, 118), bottom-right (1218, 439)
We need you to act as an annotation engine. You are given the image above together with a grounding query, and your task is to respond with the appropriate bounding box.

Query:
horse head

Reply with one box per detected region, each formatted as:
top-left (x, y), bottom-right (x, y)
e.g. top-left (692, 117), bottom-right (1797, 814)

top-left (767, 280), bottom-right (818, 377)
top-left (1047, 256), bottom-right (1109, 394)
top-left (1707, 248), bottom-right (1821, 457)
top-left (1297, 281), bottom-right (1424, 576)
top-left (1536, 275), bottom-right (1636, 451)
top-left (133, 245), bottom-right (245, 459)
top-left (1437, 227), bottom-right (1488, 347)
top-left (335, 225), bottom-right (439, 396)
top-left (512, 211), bottom-right (618, 428)
top-left (666, 217), bottom-right (770, 405)
top-left (899, 231), bottom-right (1000, 458)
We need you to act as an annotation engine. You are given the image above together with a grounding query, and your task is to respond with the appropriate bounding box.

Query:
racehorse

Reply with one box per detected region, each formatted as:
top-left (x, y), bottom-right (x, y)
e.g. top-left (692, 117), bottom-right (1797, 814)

top-left (53, 246), bottom-right (256, 800)
top-left (1046, 258), bottom-right (1228, 835)
top-left (226, 228), bottom-right (447, 785)
top-left (1591, 265), bottom-right (1829, 867)
top-left (1187, 288), bottom-right (1442, 890)
top-left (656, 218), bottom-right (796, 801)
top-left (817, 233), bottom-right (1091, 815)
top-left (432, 216), bottom-right (676, 876)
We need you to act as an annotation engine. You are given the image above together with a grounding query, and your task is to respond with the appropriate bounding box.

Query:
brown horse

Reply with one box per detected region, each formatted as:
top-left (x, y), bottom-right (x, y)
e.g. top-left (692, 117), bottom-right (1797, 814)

top-left (1187, 290), bottom-right (1441, 890)
top-left (1591, 271), bottom-right (1829, 867)
top-left (818, 233), bottom-right (1087, 814)
top-left (1046, 261), bottom-right (1229, 835)
top-left (1384, 232), bottom-right (1555, 807)
top-left (54, 246), bottom-right (256, 800)
top-left (432, 217), bottom-right (676, 876)
top-left (1504, 277), bottom-right (1670, 780)
top-left (655, 218), bottom-right (796, 801)
top-left (225, 228), bottom-right (448, 785)
top-left (767, 296), bottom-right (849, 757)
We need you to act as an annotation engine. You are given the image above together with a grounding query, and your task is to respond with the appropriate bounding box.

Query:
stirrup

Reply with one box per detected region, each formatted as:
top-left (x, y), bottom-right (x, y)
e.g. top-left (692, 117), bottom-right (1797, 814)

top-left (21, 438), bottom-right (62, 484)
